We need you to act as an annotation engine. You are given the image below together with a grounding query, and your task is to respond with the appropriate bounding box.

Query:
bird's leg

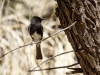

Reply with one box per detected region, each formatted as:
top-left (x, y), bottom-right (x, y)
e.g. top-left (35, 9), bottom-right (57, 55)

top-left (30, 41), bottom-right (33, 45)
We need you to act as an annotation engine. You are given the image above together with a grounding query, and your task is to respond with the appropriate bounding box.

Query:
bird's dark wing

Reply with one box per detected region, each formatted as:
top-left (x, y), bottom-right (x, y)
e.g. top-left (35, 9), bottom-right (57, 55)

top-left (41, 26), bottom-right (43, 36)
top-left (28, 24), bottom-right (36, 35)
top-left (36, 25), bottom-right (43, 39)
top-left (28, 25), bottom-right (35, 40)
top-left (28, 25), bottom-right (31, 34)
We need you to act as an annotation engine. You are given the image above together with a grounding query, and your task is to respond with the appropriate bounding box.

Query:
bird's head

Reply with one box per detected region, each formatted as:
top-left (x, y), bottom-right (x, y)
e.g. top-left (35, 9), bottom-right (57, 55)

top-left (31, 16), bottom-right (44, 25)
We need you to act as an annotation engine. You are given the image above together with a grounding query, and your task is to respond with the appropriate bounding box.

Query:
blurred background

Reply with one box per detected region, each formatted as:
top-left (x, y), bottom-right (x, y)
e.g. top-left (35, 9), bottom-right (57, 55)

top-left (0, 0), bottom-right (82, 75)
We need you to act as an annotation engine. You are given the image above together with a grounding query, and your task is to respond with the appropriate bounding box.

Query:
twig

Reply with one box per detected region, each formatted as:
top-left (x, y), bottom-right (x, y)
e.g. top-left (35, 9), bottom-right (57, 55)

top-left (0, 44), bottom-right (30, 58)
top-left (27, 50), bottom-right (74, 75)
top-left (67, 68), bottom-right (82, 71)
top-left (66, 68), bottom-right (83, 74)
top-left (66, 71), bottom-right (83, 74)
top-left (0, 21), bottom-right (77, 58)
top-left (28, 63), bottom-right (79, 71)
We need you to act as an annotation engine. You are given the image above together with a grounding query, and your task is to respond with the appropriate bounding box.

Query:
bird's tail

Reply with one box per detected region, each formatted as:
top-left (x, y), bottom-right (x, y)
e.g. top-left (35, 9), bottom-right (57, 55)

top-left (36, 43), bottom-right (43, 60)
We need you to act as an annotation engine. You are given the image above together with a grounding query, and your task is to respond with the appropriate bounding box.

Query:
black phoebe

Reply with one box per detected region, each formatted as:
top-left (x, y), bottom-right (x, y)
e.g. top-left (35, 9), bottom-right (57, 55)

top-left (28, 16), bottom-right (44, 60)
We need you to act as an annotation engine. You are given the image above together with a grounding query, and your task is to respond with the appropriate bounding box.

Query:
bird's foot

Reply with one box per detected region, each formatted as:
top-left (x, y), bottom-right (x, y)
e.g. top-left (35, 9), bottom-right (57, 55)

top-left (30, 41), bottom-right (33, 46)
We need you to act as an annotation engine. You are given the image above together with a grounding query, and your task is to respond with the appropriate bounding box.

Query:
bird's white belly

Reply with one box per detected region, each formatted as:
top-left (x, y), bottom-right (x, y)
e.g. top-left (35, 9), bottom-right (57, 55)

top-left (32, 32), bottom-right (41, 42)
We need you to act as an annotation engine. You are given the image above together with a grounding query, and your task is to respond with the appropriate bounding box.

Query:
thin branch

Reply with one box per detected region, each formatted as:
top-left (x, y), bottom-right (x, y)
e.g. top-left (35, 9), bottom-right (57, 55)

top-left (66, 70), bottom-right (83, 74)
top-left (0, 44), bottom-right (30, 58)
top-left (66, 68), bottom-right (83, 74)
top-left (0, 21), bottom-right (77, 58)
top-left (27, 50), bottom-right (74, 75)
top-left (67, 68), bottom-right (82, 71)
top-left (28, 63), bottom-right (79, 71)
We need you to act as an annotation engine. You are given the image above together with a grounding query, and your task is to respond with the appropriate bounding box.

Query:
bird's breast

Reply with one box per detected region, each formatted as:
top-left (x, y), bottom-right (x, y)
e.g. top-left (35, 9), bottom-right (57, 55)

top-left (32, 31), bottom-right (42, 42)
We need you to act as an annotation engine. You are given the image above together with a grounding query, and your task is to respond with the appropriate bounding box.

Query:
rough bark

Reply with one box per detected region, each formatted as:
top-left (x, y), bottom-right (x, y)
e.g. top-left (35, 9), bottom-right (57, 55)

top-left (56, 0), bottom-right (100, 75)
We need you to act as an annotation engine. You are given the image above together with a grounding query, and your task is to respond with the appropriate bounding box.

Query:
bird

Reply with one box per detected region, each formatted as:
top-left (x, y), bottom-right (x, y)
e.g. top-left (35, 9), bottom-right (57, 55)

top-left (28, 16), bottom-right (44, 60)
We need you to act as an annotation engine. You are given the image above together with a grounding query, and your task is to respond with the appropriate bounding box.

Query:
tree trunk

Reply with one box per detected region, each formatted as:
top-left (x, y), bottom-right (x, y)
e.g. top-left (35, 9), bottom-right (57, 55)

top-left (56, 0), bottom-right (100, 75)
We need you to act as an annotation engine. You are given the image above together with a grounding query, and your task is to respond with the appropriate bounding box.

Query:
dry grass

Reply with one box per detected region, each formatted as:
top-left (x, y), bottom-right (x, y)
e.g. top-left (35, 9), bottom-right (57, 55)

top-left (0, 0), bottom-right (82, 75)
